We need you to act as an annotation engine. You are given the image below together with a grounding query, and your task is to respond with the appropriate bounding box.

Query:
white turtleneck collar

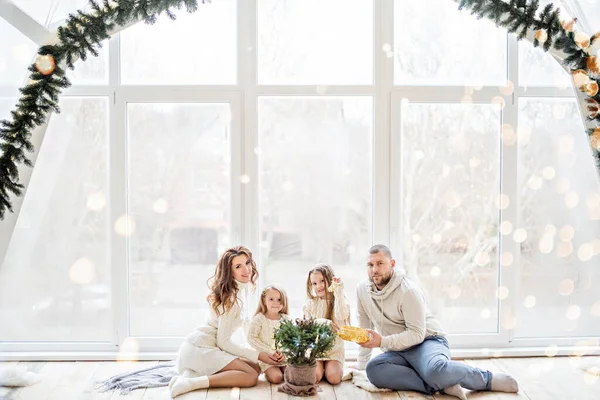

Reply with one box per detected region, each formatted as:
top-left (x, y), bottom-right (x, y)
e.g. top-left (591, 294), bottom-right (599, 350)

top-left (235, 279), bottom-right (249, 292)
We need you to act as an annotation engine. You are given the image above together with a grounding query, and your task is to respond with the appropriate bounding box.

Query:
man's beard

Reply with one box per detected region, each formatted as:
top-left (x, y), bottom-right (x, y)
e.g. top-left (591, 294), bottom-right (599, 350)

top-left (370, 271), bottom-right (393, 288)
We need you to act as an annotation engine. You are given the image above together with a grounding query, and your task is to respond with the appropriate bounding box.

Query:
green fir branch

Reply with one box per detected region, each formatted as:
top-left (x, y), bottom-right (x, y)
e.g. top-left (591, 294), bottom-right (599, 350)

top-left (274, 318), bottom-right (336, 366)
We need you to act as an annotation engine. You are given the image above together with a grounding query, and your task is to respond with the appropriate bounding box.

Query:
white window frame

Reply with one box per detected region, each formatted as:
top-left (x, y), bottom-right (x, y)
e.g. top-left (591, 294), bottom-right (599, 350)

top-left (1, 0), bottom-right (599, 360)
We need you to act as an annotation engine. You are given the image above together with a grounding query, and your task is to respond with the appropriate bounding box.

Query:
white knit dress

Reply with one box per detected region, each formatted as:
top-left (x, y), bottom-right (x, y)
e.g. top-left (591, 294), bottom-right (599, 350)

top-left (247, 313), bottom-right (288, 372)
top-left (302, 281), bottom-right (351, 366)
top-left (175, 285), bottom-right (257, 377)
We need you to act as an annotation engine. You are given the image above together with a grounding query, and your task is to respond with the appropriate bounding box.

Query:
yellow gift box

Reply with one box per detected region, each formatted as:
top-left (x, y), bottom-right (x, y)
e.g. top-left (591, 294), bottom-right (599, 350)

top-left (337, 326), bottom-right (370, 343)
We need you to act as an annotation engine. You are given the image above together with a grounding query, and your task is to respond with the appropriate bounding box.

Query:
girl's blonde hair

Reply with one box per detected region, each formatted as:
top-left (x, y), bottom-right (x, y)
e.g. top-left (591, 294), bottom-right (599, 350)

top-left (207, 246), bottom-right (258, 316)
top-left (255, 285), bottom-right (289, 316)
top-left (306, 263), bottom-right (336, 321)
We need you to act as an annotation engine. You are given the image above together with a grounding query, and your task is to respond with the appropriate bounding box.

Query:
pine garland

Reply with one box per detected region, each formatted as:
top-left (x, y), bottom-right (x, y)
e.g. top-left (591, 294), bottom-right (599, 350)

top-left (1, 0), bottom-right (599, 220)
top-left (273, 318), bottom-right (336, 366)
top-left (456, 0), bottom-right (600, 168)
top-left (0, 0), bottom-right (205, 219)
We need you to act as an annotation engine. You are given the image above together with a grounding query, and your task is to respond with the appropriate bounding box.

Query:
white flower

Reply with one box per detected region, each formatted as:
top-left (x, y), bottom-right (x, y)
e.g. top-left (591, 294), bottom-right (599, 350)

top-left (305, 348), bottom-right (312, 359)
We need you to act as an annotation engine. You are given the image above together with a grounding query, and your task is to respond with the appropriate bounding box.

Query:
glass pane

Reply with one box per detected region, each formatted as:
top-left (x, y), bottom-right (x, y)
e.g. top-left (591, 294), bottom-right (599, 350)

top-left (400, 103), bottom-right (502, 333)
top-left (0, 17), bottom-right (37, 87)
top-left (127, 103), bottom-right (231, 336)
top-left (516, 98), bottom-right (600, 338)
top-left (0, 98), bottom-right (15, 122)
top-left (120, 1), bottom-right (236, 85)
top-left (518, 40), bottom-right (570, 87)
top-left (517, 0), bottom-right (571, 88)
top-left (67, 39), bottom-right (109, 85)
top-left (394, 0), bottom-right (507, 85)
top-left (0, 97), bottom-right (110, 342)
top-left (258, 0), bottom-right (373, 84)
top-left (12, 0), bottom-right (89, 26)
top-left (578, 2), bottom-right (600, 32)
top-left (258, 96), bottom-right (373, 338)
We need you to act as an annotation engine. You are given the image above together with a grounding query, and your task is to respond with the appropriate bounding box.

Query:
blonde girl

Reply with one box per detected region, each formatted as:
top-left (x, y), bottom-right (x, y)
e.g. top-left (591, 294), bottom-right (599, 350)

top-left (303, 263), bottom-right (350, 385)
top-left (248, 285), bottom-right (289, 383)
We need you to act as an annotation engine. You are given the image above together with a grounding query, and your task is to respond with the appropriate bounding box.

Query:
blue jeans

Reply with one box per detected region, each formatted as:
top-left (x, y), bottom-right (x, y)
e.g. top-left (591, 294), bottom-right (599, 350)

top-left (365, 336), bottom-right (492, 394)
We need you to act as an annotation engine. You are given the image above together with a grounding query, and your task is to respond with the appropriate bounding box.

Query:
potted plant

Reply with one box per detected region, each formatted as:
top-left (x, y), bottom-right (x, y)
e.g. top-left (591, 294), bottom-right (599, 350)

top-left (273, 317), bottom-right (336, 396)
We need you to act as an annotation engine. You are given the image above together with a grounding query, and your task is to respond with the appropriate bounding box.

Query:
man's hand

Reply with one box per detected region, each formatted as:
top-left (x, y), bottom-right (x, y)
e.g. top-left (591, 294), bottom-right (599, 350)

top-left (358, 329), bottom-right (382, 348)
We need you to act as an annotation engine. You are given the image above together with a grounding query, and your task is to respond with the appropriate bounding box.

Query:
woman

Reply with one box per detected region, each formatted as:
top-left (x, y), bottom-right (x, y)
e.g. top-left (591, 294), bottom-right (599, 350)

top-left (168, 246), bottom-right (281, 397)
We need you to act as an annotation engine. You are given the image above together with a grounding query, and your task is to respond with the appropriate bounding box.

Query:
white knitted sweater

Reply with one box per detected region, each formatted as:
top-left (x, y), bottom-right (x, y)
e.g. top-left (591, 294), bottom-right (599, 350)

top-left (302, 280), bottom-right (351, 364)
top-left (247, 313), bottom-right (287, 353)
top-left (185, 283), bottom-right (259, 362)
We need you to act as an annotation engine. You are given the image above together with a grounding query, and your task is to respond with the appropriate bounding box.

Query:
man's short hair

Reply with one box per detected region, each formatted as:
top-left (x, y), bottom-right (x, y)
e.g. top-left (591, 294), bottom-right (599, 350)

top-left (368, 244), bottom-right (392, 259)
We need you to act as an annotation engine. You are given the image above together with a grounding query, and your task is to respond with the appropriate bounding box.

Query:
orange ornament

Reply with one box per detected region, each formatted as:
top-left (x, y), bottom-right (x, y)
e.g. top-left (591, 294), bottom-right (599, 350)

top-left (587, 56), bottom-right (600, 75)
top-left (587, 99), bottom-right (600, 118)
top-left (35, 55), bottom-right (55, 75)
top-left (535, 29), bottom-right (548, 43)
top-left (575, 32), bottom-right (591, 49)
top-left (562, 19), bottom-right (576, 32)
top-left (573, 69), bottom-right (590, 87)
top-left (591, 127), bottom-right (600, 150)
top-left (584, 81), bottom-right (599, 97)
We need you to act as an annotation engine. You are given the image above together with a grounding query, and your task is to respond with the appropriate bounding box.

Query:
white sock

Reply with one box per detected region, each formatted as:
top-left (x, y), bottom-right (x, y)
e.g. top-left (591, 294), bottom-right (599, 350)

top-left (443, 383), bottom-right (467, 400)
top-left (491, 373), bottom-right (519, 393)
top-left (169, 375), bottom-right (209, 398)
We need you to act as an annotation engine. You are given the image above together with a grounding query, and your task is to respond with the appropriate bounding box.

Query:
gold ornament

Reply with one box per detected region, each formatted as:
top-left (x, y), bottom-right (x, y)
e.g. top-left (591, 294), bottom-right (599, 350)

top-left (575, 32), bottom-right (591, 49)
top-left (584, 81), bottom-right (599, 96)
top-left (587, 56), bottom-right (600, 75)
top-left (562, 19), bottom-right (576, 33)
top-left (327, 280), bottom-right (341, 293)
top-left (573, 69), bottom-right (590, 87)
top-left (587, 98), bottom-right (600, 118)
top-left (337, 325), bottom-right (370, 343)
top-left (35, 55), bottom-right (55, 75)
top-left (591, 127), bottom-right (600, 150)
top-left (535, 29), bottom-right (548, 44)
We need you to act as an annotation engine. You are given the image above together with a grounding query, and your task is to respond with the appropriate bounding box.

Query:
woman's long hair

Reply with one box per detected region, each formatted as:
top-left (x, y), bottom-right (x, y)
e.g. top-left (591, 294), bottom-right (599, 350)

top-left (207, 246), bottom-right (258, 316)
top-left (305, 263), bottom-right (336, 321)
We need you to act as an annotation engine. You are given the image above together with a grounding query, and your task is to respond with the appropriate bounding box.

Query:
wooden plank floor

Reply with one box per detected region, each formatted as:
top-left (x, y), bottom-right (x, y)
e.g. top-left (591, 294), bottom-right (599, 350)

top-left (0, 357), bottom-right (598, 400)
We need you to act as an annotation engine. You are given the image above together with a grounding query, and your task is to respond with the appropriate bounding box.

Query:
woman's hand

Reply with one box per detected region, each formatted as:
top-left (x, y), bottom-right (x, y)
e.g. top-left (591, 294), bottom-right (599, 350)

top-left (331, 322), bottom-right (340, 332)
top-left (259, 351), bottom-right (279, 365)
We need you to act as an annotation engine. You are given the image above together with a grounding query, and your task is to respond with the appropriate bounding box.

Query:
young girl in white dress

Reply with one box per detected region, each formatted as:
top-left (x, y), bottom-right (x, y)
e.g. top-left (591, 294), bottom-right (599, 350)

top-left (303, 263), bottom-right (351, 385)
top-left (168, 246), bottom-right (281, 398)
top-left (247, 285), bottom-right (289, 383)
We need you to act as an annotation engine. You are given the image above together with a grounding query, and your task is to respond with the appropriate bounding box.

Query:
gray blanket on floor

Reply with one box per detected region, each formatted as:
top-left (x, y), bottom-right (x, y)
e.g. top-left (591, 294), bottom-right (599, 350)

top-left (96, 362), bottom-right (177, 394)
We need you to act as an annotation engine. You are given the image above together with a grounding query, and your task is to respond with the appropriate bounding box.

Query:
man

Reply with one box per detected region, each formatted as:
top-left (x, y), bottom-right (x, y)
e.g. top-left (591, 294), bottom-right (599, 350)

top-left (355, 245), bottom-right (518, 400)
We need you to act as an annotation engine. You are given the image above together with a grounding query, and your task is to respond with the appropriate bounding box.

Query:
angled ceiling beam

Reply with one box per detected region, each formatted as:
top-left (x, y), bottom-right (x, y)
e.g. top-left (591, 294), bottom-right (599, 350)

top-left (0, 0), bottom-right (51, 45)
top-left (0, 9), bottom-right (142, 270)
